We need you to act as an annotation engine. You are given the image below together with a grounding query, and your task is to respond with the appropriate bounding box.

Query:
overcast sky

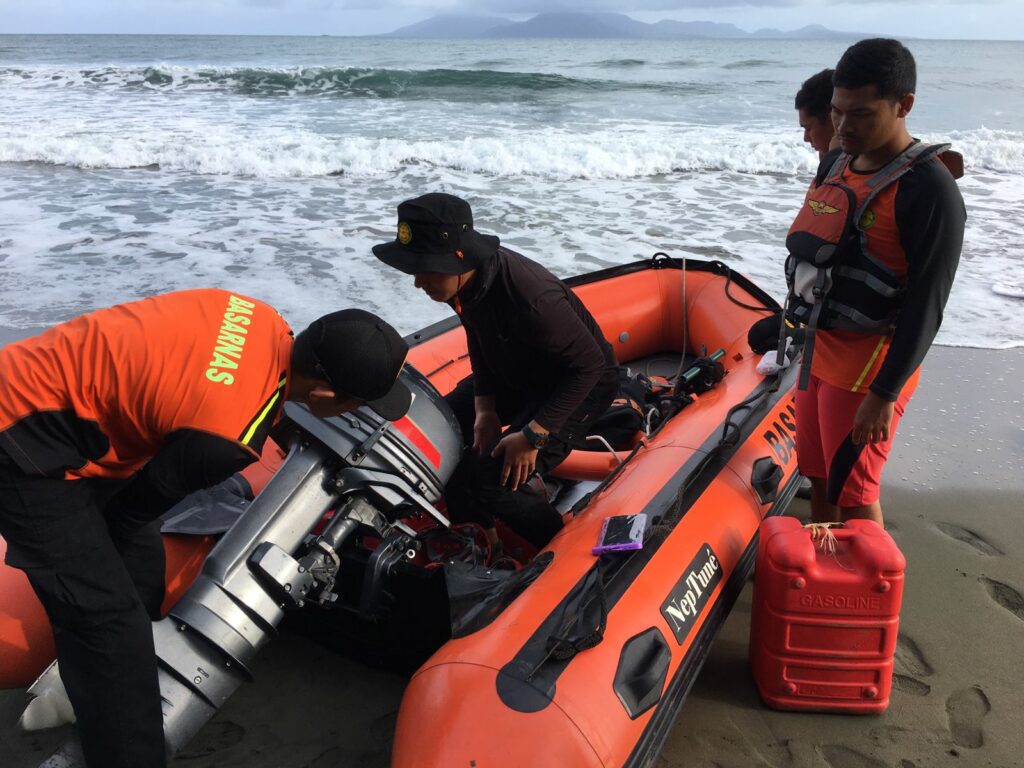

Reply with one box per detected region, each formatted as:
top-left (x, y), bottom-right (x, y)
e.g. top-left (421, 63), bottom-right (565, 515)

top-left (1, 0), bottom-right (1021, 40)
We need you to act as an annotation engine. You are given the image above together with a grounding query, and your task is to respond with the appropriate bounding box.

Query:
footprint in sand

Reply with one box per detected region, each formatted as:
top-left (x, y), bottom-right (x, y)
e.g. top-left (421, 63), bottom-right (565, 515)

top-left (891, 674), bottom-right (931, 696)
top-left (307, 747), bottom-right (343, 767)
top-left (306, 747), bottom-right (389, 768)
top-left (945, 686), bottom-right (991, 749)
top-left (174, 720), bottom-right (246, 759)
top-left (369, 710), bottom-right (398, 745)
top-left (894, 634), bottom-right (934, 678)
top-left (981, 577), bottom-right (1024, 622)
top-left (868, 725), bottom-right (910, 746)
top-left (934, 523), bottom-right (1003, 556)
top-left (818, 745), bottom-right (888, 768)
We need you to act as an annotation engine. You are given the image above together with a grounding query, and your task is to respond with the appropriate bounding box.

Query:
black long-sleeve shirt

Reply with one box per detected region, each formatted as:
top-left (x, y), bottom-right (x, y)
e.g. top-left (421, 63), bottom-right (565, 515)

top-left (455, 247), bottom-right (617, 433)
top-left (871, 156), bottom-right (966, 399)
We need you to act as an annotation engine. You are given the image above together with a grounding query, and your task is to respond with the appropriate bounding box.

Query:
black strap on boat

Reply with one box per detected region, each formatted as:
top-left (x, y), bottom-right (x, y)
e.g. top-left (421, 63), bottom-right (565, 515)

top-left (533, 559), bottom-right (610, 669)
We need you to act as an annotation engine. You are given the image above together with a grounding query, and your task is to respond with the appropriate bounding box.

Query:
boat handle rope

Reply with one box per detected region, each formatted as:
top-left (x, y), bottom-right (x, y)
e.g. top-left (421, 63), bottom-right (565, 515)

top-left (569, 441), bottom-right (646, 517)
top-left (424, 352), bottom-right (470, 378)
top-left (584, 434), bottom-right (625, 467)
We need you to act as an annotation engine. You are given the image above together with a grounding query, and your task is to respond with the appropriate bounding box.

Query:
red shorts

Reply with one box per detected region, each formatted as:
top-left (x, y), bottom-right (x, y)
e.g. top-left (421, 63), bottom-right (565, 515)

top-left (795, 374), bottom-right (912, 508)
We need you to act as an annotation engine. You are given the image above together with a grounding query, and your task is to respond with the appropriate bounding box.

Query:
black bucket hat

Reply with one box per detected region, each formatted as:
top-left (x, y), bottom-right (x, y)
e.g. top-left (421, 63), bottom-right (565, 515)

top-left (296, 308), bottom-right (411, 421)
top-left (372, 193), bottom-right (500, 276)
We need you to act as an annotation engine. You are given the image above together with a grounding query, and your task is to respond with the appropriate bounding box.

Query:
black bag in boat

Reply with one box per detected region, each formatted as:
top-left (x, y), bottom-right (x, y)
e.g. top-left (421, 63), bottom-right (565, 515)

top-left (583, 369), bottom-right (649, 450)
top-left (445, 553), bottom-right (554, 638)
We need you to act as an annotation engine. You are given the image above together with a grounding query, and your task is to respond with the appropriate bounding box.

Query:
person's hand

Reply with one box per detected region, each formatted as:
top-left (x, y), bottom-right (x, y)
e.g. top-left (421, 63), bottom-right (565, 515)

top-left (852, 391), bottom-right (895, 445)
top-left (472, 410), bottom-right (502, 454)
top-left (491, 431), bottom-right (538, 491)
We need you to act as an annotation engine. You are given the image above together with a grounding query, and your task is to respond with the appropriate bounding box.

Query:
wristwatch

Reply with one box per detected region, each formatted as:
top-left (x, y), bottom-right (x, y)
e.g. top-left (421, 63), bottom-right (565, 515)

top-left (521, 423), bottom-right (550, 449)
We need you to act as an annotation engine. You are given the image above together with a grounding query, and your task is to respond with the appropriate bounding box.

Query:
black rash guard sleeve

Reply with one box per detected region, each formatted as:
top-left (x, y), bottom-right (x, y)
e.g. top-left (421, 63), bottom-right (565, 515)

top-left (869, 159), bottom-right (966, 401)
top-left (103, 429), bottom-right (256, 526)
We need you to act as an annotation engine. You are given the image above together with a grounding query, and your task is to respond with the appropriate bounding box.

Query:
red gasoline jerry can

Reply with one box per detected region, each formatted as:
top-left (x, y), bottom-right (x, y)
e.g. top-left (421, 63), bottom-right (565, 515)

top-left (749, 517), bottom-right (906, 713)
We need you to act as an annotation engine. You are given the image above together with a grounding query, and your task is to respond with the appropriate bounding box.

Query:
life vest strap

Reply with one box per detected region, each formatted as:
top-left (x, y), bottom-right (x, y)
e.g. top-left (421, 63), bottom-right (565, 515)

top-left (851, 142), bottom-right (952, 226)
top-left (832, 265), bottom-right (903, 298)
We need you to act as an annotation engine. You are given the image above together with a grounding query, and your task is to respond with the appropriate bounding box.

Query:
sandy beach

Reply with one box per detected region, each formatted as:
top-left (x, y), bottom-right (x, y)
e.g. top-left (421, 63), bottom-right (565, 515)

top-left (1, 345), bottom-right (1021, 768)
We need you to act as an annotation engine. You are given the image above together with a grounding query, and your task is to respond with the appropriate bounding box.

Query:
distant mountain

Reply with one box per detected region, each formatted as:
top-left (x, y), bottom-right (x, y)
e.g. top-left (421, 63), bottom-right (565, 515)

top-left (384, 14), bottom-right (512, 38)
top-left (647, 20), bottom-right (752, 39)
top-left (752, 24), bottom-right (860, 40)
top-left (386, 12), bottom-right (860, 40)
top-left (486, 13), bottom-right (632, 39)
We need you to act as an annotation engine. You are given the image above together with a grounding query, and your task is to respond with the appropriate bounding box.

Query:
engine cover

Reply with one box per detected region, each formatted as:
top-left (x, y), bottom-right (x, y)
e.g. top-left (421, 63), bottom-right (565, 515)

top-left (284, 364), bottom-right (462, 504)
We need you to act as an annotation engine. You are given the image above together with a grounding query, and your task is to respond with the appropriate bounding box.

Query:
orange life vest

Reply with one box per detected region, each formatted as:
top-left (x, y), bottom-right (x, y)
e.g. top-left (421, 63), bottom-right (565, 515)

top-left (782, 142), bottom-right (950, 389)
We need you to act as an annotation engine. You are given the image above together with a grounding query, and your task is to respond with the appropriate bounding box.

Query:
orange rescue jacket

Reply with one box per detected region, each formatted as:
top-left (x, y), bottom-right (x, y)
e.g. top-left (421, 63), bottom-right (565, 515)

top-left (0, 289), bottom-right (292, 479)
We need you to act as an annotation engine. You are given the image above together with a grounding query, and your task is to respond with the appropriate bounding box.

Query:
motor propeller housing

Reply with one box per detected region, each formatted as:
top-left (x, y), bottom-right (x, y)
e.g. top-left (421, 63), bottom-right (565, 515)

top-left (150, 365), bottom-right (462, 757)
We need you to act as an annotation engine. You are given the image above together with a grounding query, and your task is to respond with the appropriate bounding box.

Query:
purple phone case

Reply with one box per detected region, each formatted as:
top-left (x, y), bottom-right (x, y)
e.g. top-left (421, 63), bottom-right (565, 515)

top-left (592, 513), bottom-right (647, 555)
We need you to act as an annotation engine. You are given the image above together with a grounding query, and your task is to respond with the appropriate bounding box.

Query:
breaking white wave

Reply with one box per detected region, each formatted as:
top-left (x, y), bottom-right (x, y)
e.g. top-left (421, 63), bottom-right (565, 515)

top-left (2, 124), bottom-right (1022, 179)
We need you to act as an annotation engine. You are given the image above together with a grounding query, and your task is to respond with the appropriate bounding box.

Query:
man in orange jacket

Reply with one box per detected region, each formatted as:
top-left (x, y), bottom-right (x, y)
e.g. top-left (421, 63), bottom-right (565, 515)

top-left (0, 289), bottom-right (410, 767)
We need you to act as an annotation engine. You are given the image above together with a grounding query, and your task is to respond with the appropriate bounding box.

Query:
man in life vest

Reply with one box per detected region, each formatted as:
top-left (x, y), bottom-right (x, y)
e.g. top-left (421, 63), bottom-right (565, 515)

top-left (796, 67), bottom-right (837, 159)
top-left (783, 39), bottom-right (965, 526)
top-left (0, 290), bottom-right (410, 768)
top-left (373, 193), bottom-right (618, 555)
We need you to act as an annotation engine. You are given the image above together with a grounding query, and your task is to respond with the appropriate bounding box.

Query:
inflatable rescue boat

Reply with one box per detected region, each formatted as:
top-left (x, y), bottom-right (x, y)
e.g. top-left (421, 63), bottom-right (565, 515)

top-left (0, 255), bottom-right (802, 767)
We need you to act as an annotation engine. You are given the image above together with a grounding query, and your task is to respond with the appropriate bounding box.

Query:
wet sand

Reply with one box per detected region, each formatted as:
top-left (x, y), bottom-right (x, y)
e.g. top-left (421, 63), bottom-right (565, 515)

top-left (1, 346), bottom-right (1022, 768)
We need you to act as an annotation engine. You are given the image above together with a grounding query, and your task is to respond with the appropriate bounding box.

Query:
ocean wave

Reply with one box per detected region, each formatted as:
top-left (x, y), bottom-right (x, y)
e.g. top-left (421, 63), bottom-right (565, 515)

top-left (661, 58), bottom-right (699, 68)
top-left (2, 126), bottom-right (1021, 180)
top-left (0, 64), bottom-right (702, 99)
top-left (945, 128), bottom-right (1024, 174)
top-left (0, 128), bottom-right (820, 178)
top-left (723, 59), bottom-right (777, 69)
top-left (593, 58), bottom-right (647, 68)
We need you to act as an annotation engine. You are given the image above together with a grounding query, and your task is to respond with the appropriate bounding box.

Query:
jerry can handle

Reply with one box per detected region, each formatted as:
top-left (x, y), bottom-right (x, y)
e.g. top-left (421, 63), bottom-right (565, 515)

top-left (803, 522), bottom-right (859, 543)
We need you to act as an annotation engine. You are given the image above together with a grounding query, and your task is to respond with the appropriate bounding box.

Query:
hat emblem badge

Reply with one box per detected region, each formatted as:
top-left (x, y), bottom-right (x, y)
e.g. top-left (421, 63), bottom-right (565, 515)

top-left (397, 222), bottom-right (412, 245)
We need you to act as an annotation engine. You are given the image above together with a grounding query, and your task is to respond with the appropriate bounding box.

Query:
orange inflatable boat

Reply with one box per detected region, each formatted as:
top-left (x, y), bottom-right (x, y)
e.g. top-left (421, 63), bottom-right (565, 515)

top-left (394, 255), bottom-right (802, 767)
top-left (1, 255), bottom-right (802, 766)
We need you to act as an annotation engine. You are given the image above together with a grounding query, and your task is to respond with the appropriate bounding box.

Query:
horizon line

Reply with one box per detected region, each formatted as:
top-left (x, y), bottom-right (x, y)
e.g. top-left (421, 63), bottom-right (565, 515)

top-left (0, 31), bottom-right (1021, 42)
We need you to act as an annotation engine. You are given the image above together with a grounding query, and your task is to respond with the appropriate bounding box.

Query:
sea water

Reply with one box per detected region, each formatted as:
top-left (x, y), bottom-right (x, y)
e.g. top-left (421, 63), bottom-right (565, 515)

top-left (1, 35), bottom-right (1022, 347)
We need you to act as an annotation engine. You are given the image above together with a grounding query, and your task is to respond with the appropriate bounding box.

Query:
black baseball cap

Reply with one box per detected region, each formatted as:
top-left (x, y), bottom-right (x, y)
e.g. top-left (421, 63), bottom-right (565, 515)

top-left (296, 309), bottom-right (411, 421)
top-left (372, 193), bottom-right (500, 276)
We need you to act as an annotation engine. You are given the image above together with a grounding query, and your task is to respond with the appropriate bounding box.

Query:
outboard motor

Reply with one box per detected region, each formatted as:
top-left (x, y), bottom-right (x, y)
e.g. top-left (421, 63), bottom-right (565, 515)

top-left (150, 365), bottom-right (461, 756)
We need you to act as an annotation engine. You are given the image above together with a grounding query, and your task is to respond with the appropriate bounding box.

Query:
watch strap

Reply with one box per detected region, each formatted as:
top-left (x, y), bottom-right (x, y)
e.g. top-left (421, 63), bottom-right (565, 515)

top-left (521, 423), bottom-right (549, 449)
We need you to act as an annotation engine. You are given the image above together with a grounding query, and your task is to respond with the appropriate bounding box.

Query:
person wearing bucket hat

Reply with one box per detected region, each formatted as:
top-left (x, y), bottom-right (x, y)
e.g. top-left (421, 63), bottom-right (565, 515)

top-left (374, 193), bottom-right (619, 554)
top-left (0, 290), bottom-right (408, 768)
